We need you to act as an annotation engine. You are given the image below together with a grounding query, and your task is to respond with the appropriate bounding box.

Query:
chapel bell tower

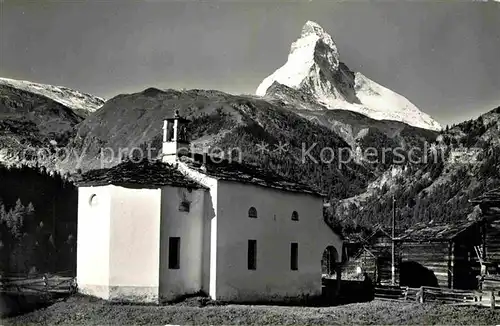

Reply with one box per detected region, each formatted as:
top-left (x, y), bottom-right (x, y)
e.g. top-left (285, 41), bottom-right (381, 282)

top-left (162, 110), bottom-right (190, 163)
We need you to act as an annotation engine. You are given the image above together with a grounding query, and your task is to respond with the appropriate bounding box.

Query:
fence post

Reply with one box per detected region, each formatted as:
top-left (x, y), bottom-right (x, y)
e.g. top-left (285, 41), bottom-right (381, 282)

top-left (417, 286), bottom-right (425, 303)
top-left (491, 290), bottom-right (496, 310)
top-left (43, 274), bottom-right (48, 292)
top-left (71, 277), bottom-right (77, 294)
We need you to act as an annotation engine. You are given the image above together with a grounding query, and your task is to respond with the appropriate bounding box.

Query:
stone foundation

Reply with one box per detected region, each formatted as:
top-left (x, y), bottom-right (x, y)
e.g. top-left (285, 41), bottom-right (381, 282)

top-left (109, 286), bottom-right (159, 304)
top-left (78, 284), bottom-right (110, 300)
top-left (78, 284), bottom-right (159, 304)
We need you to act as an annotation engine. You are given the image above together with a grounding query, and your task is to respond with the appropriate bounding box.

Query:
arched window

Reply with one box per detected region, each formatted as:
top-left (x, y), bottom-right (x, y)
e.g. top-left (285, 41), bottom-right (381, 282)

top-left (291, 211), bottom-right (299, 221)
top-left (248, 207), bottom-right (258, 218)
top-left (89, 194), bottom-right (98, 207)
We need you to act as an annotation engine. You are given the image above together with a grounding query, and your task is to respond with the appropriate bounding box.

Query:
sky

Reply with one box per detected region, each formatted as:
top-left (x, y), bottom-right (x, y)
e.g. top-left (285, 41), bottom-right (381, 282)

top-left (1, 0), bottom-right (499, 126)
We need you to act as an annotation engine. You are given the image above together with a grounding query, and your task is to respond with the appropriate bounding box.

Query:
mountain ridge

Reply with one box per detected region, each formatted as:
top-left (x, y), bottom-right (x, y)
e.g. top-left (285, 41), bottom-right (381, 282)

top-left (0, 77), bottom-right (105, 117)
top-left (0, 76), bottom-right (498, 237)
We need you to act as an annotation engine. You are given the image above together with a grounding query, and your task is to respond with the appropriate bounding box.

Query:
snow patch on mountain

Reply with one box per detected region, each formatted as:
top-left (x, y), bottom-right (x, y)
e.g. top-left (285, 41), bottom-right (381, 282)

top-left (0, 77), bottom-right (105, 114)
top-left (352, 72), bottom-right (442, 130)
top-left (256, 21), bottom-right (442, 131)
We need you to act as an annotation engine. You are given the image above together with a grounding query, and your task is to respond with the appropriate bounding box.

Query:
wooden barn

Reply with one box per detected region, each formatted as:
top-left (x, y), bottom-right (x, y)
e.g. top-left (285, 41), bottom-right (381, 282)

top-left (397, 220), bottom-right (483, 290)
top-left (341, 226), bottom-right (400, 285)
top-left (342, 220), bottom-right (484, 289)
top-left (470, 187), bottom-right (500, 284)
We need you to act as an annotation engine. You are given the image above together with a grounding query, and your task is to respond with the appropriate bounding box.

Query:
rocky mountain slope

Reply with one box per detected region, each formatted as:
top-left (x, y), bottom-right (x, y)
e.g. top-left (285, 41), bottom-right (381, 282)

top-left (257, 21), bottom-right (442, 132)
top-left (0, 78), bottom-right (498, 237)
top-left (0, 75), bottom-right (441, 203)
top-left (70, 87), bottom-right (373, 198)
top-left (331, 106), bottom-right (500, 233)
top-left (0, 75), bottom-right (434, 199)
top-left (0, 82), bottom-right (86, 168)
top-left (0, 78), bottom-right (104, 117)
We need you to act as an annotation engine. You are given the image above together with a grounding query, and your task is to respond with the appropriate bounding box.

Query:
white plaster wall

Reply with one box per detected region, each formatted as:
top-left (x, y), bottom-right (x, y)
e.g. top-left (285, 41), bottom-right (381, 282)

top-left (174, 162), bottom-right (219, 298)
top-left (77, 186), bottom-right (112, 299)
top-left (159, 187), bottom-right (206, 300)
top-left (108, 186), bottom-right (162, 303)
top-left (201, 190), bottom-right (215, 295)
top-left (214, 181), bottom-right (342, 302)
top-left (162, 142), bottom-right (190, 164)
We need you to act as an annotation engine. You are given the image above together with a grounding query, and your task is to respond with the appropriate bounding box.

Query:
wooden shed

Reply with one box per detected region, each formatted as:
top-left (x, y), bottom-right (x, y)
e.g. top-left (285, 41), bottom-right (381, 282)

top-left (341, 226), bottom-right (400, 285)
top-left (397, 220), bottom-right (483, 290)
top-left (470, 187), bottom-right (500, 276)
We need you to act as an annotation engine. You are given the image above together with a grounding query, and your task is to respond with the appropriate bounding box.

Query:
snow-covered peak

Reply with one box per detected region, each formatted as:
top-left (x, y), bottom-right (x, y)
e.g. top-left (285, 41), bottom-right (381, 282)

top-left (256, 21), bottom-right (442, 131)
top-left (0, 77), bottom-right (105, 114)
top-left (301, 21), bottom-right (324, 36)
top-left (300, 20), bottom-right (337, 50)
top-left (256, 21), bottom-right (340, 98)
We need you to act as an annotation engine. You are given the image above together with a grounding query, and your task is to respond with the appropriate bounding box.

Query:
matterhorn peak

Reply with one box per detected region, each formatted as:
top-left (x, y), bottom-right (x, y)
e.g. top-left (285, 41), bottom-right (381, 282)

top-left (301, 21), bottom-right (326, 37)
top-left (256, 21), bottom-right (442, 131)
top-left (297, 21), bottom-right (338, 59)
top-left (256, 21), bottom-right (341, 98)
top-left (300, 21), bottom-right (335, 45)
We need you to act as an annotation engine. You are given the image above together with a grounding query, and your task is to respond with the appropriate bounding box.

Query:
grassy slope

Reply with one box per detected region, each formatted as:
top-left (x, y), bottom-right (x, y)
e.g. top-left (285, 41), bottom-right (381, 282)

top-left (3, 295), bottom-right (500, 325)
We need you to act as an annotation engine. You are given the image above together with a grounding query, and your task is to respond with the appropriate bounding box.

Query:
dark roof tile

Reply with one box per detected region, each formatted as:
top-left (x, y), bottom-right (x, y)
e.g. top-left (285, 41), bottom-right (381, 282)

top-left (75, 153), bottom-right (324, 197)
top-left (397, 220), bottom-right (478, 242)
top-left (178, 152), bottom-right (325, 197)
top-left (75, 160), bottom-right (205, 189)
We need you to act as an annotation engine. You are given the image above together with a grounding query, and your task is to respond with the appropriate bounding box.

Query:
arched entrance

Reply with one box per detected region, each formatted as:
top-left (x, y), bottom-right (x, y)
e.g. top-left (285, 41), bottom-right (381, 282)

top-left (321, 245), bottom-right (339, 278)
top-left (321, 245), bottom-right (341, 300)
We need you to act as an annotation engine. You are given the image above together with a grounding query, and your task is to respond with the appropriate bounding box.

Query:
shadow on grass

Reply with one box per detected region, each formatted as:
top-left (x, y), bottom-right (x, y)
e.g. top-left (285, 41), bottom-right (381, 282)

top-left (0, 292), bottom-right (70, 318)
top-left (158, 280), bottom-right (375, 308)
top-left (1, 279), bottom-right (375, 317)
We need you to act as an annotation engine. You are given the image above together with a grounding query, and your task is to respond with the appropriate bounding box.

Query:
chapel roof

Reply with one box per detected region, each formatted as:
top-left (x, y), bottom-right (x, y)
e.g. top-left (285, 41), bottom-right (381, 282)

top-left (75, 153), bottom-right (324, 196)
top-left (177, 152), bottom-right (326, 197)
top-left (74, 159), bottom-right (206, 189)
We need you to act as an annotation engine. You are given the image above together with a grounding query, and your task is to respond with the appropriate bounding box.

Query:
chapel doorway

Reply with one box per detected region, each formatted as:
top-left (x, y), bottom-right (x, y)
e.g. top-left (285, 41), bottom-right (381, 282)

top-left (322, 246), bottom-right (339, 279)
top-left (321, 245), bottom-right (341, 300)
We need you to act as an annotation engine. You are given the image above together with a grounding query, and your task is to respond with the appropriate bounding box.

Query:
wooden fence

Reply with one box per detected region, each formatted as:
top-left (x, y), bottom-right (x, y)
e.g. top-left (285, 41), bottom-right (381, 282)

top-left (0, 273), bottom-right (76, 296)
top-left (375, 285), bottom-right (498, 309)
top-left (481, 275), bottom-right (500, 291)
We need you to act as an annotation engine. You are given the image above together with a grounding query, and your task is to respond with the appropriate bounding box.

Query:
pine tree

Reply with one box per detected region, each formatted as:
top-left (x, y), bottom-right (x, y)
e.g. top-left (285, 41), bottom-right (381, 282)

top-left (9, 199), bottom-right (25, 239)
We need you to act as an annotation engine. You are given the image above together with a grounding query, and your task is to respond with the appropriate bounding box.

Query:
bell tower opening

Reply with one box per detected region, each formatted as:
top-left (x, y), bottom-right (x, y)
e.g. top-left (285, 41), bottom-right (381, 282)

top-left (162, 110), bottom-right (190, 164)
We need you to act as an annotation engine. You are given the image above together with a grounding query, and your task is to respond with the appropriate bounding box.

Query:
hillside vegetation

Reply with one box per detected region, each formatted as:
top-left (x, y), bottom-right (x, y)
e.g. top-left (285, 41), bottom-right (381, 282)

top-left (1, 82), bottom-right (499, 241)
top-left (71, 88), bottom-right (375, 198)
top-left (0, 165), bottom-right (77, 275)
top-left (333, 106), bottom-right (500, 232)
top-left (0, 84), bottom-right (84, 171)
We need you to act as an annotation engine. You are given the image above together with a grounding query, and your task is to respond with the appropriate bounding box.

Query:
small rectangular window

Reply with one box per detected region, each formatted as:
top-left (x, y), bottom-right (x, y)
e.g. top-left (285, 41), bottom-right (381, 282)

top-left (179, 201), bottom-right (190, 212)
top-left (169, 237), bottom-right (180, 269)
top-left (291, 242), bottom-right (298, 271)
top-left (248, 240), bottom-right (257, 270)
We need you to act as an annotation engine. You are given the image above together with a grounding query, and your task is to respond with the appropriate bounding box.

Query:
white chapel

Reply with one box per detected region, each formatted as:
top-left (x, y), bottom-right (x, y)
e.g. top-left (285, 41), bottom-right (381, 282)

top-left (75, 111), bottom-right (343, 303)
